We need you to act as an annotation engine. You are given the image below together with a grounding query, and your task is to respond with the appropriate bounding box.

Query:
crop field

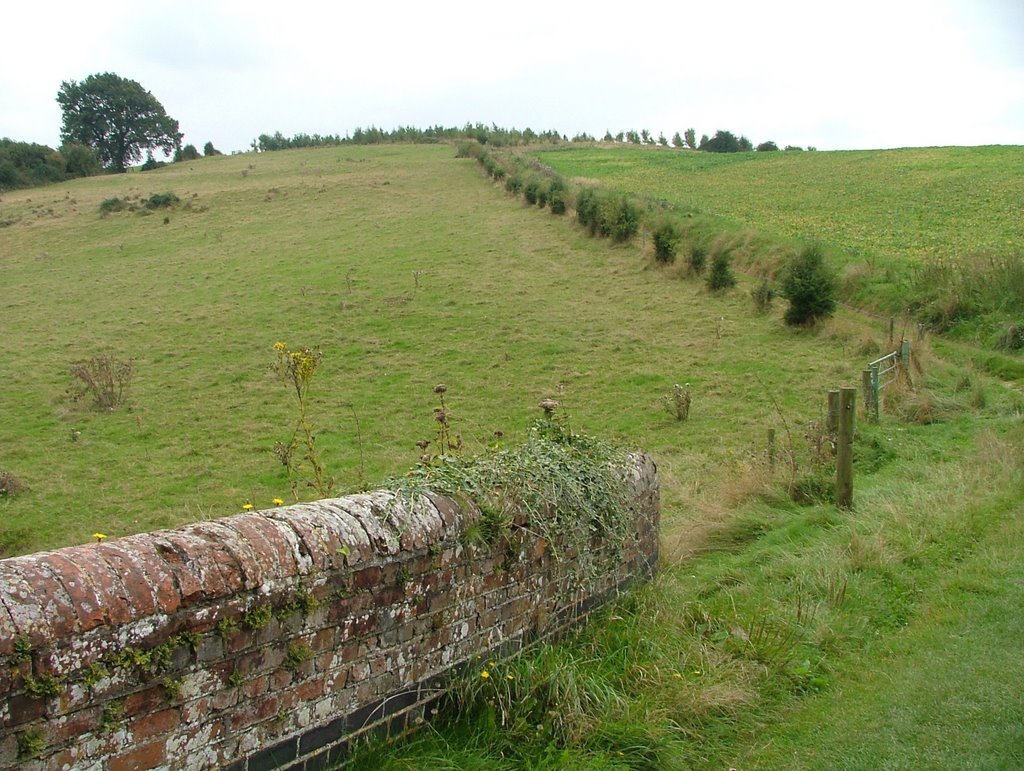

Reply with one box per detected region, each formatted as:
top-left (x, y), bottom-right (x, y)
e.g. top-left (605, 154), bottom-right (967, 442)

top-left (536, 144), bottom-right (1024, 266)
top-left (2, 143), bottom-right (1023, 768)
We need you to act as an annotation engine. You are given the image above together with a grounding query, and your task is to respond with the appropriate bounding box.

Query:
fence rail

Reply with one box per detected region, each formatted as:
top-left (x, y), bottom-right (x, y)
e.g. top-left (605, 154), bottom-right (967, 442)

top-left (862, 340), bottom-right (911, 422)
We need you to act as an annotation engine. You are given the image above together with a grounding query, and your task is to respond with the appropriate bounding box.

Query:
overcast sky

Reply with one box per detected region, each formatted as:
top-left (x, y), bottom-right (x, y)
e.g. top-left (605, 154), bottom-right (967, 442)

top-left (3, 0), bottom-right (1022, 154)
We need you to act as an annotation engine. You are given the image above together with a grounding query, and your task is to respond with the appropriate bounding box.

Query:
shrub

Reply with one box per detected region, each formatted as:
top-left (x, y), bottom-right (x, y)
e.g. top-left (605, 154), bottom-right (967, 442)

top-left (548, 177), bottom-right (567, 215)
top-left (597, 196), bottom-right (639, 242)
top-left (523, 178), bottom-right (540, 205)
top-left (780, 245), bottom-right (837, 326)
top-left (145, 192), bottom-right (179, 209)
top-left (575, 187), bottom-right (599, 231)
top-left (652, 220), bottom-right (679, 264)
top-left (504, 174), bottom-right (523, 195)
top-left (99, 197), bottom-right (127, 215)
top-left (688, 243), bottom-right (707, 275)
top-left (707, 250), bottom-right (736, 291)
top-left (756, 141), bottom-right (779, 152)
top-left (203, 141), bottom-right (221, 157)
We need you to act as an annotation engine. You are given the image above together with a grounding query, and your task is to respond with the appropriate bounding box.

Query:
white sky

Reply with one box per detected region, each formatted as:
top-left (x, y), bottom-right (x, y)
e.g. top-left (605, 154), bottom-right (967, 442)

top-left (2, 0), bottom-right (1022, 153)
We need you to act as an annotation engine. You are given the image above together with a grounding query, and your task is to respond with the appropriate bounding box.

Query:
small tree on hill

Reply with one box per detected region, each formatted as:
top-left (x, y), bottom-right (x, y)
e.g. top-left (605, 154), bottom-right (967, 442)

top-left (707, 250), bottom-right (736, 291)
top-left (780, 245), bottom-right (837, 325)
top-left (652, 220), bottom-right (679, 263)
top-left (671, 131), bottom-right (684, 148)
top-left (685, 128), bottom-right (696, 149)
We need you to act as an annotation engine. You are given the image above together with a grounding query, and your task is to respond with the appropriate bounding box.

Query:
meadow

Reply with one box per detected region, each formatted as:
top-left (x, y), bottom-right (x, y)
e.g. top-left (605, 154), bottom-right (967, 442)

top-left (1, 143), bottom-right (1022, 768)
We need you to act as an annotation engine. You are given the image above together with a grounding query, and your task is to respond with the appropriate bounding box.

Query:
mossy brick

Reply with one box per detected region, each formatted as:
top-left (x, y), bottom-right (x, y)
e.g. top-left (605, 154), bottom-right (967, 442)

top-left (220, 515), bottom-right (301, 580)
top-left (0, 558), bottom-right (78, 643)
top-left (108, 738), bottom-right (166, 771)
top-left (93, 542), bottom-right (159, 617)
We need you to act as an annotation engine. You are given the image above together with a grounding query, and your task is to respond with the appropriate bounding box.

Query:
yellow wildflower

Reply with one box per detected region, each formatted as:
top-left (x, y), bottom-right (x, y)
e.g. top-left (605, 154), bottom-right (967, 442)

top-left (506, 674), bottom-right (515, 681)
top-left (272, 498), bottom-right (284, 506)
top-left (242, 502), bottom-right (254, 511)
top-left (93, 533), bottom-right (107, 542)
top-left (273, 342), bottom-right (287, 353)
top-left (480, 670), bottom-right (490, 679)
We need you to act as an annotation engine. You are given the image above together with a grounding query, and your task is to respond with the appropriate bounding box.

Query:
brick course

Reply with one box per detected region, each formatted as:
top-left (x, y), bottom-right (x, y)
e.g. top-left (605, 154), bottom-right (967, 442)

top-left (0, 454), bottom-right (658, 770)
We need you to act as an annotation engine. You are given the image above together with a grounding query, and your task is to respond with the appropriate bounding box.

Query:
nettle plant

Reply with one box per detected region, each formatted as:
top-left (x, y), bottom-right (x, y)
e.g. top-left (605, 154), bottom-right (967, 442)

top-left (272, 342), bottom-right (334, 500)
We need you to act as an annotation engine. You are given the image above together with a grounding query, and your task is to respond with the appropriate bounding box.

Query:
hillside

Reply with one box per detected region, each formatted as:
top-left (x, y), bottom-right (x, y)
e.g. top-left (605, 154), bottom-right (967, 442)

top-left (2, 143), bottom-right (1023, 769)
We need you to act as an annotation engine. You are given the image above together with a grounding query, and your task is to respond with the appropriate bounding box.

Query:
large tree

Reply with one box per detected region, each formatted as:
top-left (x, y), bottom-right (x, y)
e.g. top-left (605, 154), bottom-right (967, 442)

top-left (57, 72), bottom-right (181, 173)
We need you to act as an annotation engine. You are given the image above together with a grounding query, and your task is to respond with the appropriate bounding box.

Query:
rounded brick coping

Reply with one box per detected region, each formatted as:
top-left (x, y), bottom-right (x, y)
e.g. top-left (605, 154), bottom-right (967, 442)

top-left (0, 454), bottom-right (657, 652)
top-left (0, 490), bottom-right (455, 650)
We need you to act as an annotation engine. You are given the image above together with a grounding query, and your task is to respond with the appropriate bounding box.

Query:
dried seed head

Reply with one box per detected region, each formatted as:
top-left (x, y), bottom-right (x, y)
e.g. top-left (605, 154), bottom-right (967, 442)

top-left (433, 383), bottom-right (447, 394)
top-left (538, 398), bottom-right (559, 414)
top-left (416, 439), bottom-right (430, 450)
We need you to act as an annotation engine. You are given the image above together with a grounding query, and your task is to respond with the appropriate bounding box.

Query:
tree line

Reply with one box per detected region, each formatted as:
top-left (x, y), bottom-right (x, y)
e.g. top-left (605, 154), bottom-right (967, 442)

top-left (1, 68), bottom-right (813, 191)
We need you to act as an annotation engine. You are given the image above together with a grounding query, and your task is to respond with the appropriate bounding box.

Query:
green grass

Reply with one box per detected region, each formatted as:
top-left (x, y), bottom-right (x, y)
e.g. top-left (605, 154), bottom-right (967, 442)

top-left (0, 144), bottom-right (906, 555)
top-left (535, 145), bottom-right (1024, 266)
top-left (3, 142), bottom-right (1024, 769)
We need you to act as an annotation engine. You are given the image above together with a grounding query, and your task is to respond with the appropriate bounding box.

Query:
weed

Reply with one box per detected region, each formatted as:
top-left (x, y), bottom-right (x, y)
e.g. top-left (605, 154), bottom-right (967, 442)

top-left (216, 617), bottom-right (238, 638)
top-left (81, 662), bottom-right (108, 688)
top-left (24, 672), bottom-right (63, 699)
top-left (662, 383), bottom-right (692, 422)
top-left (243, 605), bottom-right (273, 630)
top-left (227, 669), bottom-right (243, 688)
top-left (17, 729), bottom-right (45, 760)
top-left (751, 277), bottom-right (775, 312)
top-left (68, 355), bottom-right (134, 411)
top-left (162, 676), bottom-right (183, 701)
top-left (272, 342), bottom-right (334, 500)
top-left (12, 635), bottom-right (32, 663)
top-left (100, 699), bottom-right (125, 732)
top-left (392, 402), bottom-right (636, 583)
top-left (284, 641), bottom-right (313, 670)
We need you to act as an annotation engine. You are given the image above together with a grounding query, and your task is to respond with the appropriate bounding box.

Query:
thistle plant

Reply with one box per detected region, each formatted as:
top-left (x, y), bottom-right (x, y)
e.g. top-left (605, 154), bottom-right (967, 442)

top-left (663, 383), bottom-right (692, 422)
top-left (272, 342), bottom-right (334, 500)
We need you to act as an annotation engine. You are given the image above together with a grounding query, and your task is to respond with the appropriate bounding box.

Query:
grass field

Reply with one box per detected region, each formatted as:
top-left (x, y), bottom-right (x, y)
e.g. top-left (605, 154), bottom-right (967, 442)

top-left (535, 144), bottom-right (1024, 266)
top-left (2, 143), bottom-right (1023, 768)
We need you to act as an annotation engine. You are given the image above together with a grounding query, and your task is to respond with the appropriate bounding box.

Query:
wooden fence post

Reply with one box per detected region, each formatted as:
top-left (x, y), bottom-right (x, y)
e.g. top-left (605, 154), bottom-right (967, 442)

top-left (827, 389), bottom-right (840, 434)
top-left (836, 387), bottom-right (856, 509)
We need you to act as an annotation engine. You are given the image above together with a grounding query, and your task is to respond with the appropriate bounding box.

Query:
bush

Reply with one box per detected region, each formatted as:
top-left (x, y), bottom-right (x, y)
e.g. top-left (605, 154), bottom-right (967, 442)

top-left (68, 355), bottom-right (134, 411)
top-left (145, 192), bottom-right (179, 209)
top-left (203, 141), bottom-right (221, 157)
top-left (61, 142), bottom-right (102, 178)
top-left (549, 178), bottom-right (567, 215)
top-left (598, 196), bottom-right (639, 242)
top-left (575, 187), bottom-right (599, 231)
top-left (652, 220), bottom-right (679, 264)
top-left (688, 243), bottom-right (707, 275)
top-left (781, 245), bottom-right (837, 325)
top-left (707, 250), bottom-right (736, 291)
top-left (99, 197), bottom-right (127, 215)
top-left (756, 141), bottom-right (779, 152)
top-left (523, 178), bottom-right (540, 205)
top-left (504, 174), bottom-right (523, 195)
top-left (997, 323), bottom-right (1024, 352)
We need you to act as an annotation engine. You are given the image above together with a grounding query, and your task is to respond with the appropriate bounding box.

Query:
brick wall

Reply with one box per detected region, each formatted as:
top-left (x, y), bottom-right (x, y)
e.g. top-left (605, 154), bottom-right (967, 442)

top-left (0, 453), bottom-right (658, 770)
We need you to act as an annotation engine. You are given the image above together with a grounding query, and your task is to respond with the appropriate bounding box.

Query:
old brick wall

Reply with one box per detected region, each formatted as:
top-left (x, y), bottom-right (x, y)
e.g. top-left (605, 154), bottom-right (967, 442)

top-left (0, 453), bottom-right (658, 770)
